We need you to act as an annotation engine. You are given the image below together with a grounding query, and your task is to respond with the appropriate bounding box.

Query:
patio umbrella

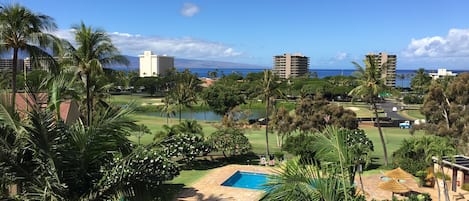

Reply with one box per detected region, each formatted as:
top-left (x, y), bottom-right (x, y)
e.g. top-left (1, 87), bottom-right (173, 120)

top-left (384, 167), bottom-right (414, 180)
top-left (378, 179), bottom-right (411, 194)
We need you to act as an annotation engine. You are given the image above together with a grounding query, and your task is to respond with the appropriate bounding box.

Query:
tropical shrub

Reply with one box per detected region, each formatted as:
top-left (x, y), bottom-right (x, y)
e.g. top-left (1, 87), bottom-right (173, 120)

top-left (392, 138), bottom-right (430, 175)
top-left (103, 147), bottom-right (179, 186)
top-left (161, 132), bottom-right (211, 161)
top-left (208, 127), bottom-right (251, 158)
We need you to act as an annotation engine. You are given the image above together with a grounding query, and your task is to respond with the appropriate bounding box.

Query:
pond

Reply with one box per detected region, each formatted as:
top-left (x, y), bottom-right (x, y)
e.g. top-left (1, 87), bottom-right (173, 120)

top-left (145, 109), bottom-right (265, 121)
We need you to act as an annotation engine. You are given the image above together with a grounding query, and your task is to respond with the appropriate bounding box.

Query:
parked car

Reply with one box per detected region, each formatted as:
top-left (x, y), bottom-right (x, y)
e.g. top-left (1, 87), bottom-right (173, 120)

top-left (399, 121), bottom-right (411, 129)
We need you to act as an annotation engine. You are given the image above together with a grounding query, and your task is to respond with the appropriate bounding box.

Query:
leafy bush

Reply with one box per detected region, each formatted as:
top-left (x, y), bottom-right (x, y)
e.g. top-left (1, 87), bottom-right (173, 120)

top-left (161, 132), bottom-right (211, 161)
top-left (208, 127), bottom-right (251, 158)
top-left (103, 147), bottom-right (180, 190)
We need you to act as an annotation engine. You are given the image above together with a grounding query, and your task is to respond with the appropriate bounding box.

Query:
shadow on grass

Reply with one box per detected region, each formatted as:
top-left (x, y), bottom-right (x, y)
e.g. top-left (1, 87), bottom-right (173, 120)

top-left (180, 152), bottom-right (260, 171)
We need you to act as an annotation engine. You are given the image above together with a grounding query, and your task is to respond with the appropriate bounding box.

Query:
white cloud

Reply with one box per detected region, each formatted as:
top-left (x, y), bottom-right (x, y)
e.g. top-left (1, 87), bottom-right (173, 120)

top-left (53, 30), bottom-right (243, 59)
top-left (335, 52), bottom-right (348, 60)
top-left (181, 3), bottom-right (199, 17)
top-left (403, 28), bottom-right (469, 58)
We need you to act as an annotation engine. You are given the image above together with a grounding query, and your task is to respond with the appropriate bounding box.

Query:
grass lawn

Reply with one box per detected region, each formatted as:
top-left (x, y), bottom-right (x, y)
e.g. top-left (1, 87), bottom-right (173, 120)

top-left (170, 169), bottom-right (211, 186)
top-left (360, 126), bottom-right (425, 167)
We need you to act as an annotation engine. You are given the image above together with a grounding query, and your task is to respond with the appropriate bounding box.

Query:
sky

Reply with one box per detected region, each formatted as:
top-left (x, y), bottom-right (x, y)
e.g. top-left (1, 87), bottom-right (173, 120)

top-left (9, 0), bottom-right (469, 69)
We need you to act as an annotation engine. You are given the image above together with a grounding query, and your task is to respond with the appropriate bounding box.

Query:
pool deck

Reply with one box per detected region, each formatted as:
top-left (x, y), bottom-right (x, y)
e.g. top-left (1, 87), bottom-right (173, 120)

top-left (175, 164), bottom-right (276, 201)
top-left (175, 164), bottom-right (441, 201)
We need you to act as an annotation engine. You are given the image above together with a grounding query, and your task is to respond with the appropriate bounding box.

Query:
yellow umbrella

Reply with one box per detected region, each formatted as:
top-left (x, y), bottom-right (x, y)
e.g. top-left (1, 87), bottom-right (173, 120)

top-left (378, 179), bottom-right (411, 194)
top-left (384, 167), bottom-right (414, 180)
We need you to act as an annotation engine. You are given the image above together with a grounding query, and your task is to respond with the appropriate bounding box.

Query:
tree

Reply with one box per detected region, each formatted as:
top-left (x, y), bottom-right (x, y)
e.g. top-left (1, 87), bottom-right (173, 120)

top-left (156, 120), bottom-right (210, 162)
top-left (349, 55), bottom-right (390, 166)
top-left (208, 127), bottom-right (251, 158)
top-left (421, 73), bottom-right (469, 153)
top-left (415, 136), bottom-right (456, 201)
top-left (411, 68), bottom-right (432, 94)
top-left (263, 127), bottom-right (371, 201)
top-left (261, 158), bottom-right (355, 201)
top-left (134, 76), bottom-right (161, 96)
top-left (271, 106), bottom-right (295, 148)
top-left (201, 81), bottom-right (246, 117)
top-left (160, 95), bottom-right (176, 124)
top-left (136, 124), bottom-right (150, 146)
top-left (67, 22), bottom-right (129, 126)
top-left (0, 92), bottom-right (183, 200)
top-left (0, 3), bottom-right (58, 113)
top-left (293, 94), bottom-right (358, 133)
top-left (168, 69), bottom-right (201, 122)
top-left (257, 70), bottom-right (280, 158)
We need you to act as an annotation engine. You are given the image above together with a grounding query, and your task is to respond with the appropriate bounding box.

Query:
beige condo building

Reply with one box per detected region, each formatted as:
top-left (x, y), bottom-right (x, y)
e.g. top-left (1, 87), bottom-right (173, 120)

top-left (367, 52), bottom-right (396, 87)
top-left (273, 53), bottom-right (309, 79)
top-left (139, 51), bottom-right (174, 77)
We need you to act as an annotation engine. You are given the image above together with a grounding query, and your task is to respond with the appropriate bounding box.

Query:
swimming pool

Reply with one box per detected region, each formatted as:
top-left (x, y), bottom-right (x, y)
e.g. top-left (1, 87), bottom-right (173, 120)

top-left (221, 171), bottom-right (269, 190)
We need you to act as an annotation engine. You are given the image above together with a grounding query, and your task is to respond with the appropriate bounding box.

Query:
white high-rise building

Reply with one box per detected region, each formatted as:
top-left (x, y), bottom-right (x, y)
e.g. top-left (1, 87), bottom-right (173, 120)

top-left (139, 51), bottom-right (174, 77)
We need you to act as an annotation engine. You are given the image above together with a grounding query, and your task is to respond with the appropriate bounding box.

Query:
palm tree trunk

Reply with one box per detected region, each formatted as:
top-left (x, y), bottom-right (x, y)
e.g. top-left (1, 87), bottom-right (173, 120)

top-left (441, 164), bottom-right (450, 201)
top-left (265, 96), bottom-right (270, 158)
top-left (373, 101), bottom-right (388, 166)
top-left (86, 73), bottom-right (92, 126)
top-left (11, 48), bottom-right (19, 114)
top-left (433, 167), bottom-right (441, 201)
top-left (359, 168), bottom-right (365, 196)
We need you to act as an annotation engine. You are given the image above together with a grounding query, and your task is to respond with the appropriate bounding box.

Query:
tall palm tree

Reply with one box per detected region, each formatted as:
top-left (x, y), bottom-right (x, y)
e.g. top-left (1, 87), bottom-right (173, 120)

top-left (161, 95), bottom-right (176, 124)
top-left (67, 22), bottom-right (129, 126)
top-left (349, 55), bottom-right (390, 166)
top-left (259, 70), bottom-right (278, 157)
top-left (0, 3), bottom-right (58, 113)
top-left (168, 69), bottom-right (200, 122)
top-left (411, 68), bottom-right (432, 94)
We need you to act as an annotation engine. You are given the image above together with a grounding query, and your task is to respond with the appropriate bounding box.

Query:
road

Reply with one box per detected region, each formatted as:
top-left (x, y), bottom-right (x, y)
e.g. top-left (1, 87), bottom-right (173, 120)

top-left (377, 100), bottom-right (411, 121)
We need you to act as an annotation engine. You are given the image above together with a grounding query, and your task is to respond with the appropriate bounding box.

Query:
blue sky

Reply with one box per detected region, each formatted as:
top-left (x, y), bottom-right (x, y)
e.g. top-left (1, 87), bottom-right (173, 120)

top-left (10, 0), bottom-right (469, 69)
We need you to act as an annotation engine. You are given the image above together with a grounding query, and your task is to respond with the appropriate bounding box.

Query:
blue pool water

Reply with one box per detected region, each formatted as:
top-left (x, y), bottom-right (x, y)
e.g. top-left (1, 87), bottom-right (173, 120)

top-left (221, 171), bottom-right (269, 190)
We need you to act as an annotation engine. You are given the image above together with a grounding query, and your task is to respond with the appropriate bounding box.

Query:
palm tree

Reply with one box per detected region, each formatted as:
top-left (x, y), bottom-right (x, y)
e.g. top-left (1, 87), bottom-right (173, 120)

top-left (416, 136), bottom-right (455, 201)
top-left (176, 119), bottom-right (203, 136)
top-left (271, 106), bottom-right (295, 148)
top-left (261, 158), bottom-right (352, 201)
top-left (349, 55), bottom-right (390, 166)
top-left (67, 22), bottom-right (129, 126)
top-left (411, 68), bottom-right (431, 94)
top-left (160, 95), bottom-right (176, 124)
top-left (259, 70), bottom-right (278, 158)
top-left (168, 69), bottom-right (200, 122)
top-left (0, 3), bottom-right (58, 113)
